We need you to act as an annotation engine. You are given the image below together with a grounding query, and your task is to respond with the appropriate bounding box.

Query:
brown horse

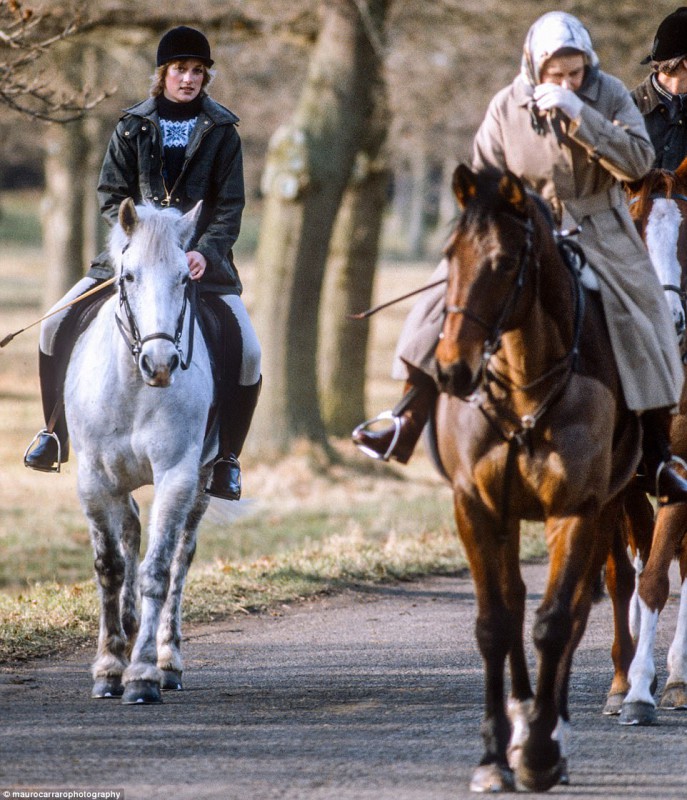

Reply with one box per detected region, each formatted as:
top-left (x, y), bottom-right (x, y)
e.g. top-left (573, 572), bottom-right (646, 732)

top-left (433, 165), bottom-right (641, 791)
top-left (615, 158), bottom-right (687, 725)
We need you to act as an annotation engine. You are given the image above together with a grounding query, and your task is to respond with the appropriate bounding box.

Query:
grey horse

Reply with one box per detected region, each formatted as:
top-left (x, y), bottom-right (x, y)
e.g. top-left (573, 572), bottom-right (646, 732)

top-left (65, 198), bottom-right (216, 704)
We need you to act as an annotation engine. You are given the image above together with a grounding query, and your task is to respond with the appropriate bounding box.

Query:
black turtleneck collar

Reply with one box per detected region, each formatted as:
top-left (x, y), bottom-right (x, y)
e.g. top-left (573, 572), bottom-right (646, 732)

top-left (156, 93), bottom-right (203, 121)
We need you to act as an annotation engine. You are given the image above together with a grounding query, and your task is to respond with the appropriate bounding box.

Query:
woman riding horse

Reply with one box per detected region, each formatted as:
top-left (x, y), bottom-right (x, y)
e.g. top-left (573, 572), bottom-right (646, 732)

top-left (25, 26), bottom-right (261, 501)
top-left (353, 11), bottom-right (687, 506)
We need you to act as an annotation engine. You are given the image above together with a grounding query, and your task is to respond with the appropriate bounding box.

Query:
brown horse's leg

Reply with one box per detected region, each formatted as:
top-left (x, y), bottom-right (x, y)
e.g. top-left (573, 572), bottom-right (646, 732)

top-left (620, 502), bottom-right (687, 722)
top-left (602, 491), bottom-right (649, 714)
top-left (454, 497), bottom-right (518, 793)
top-left (519, 512), bottom-right (607, 792)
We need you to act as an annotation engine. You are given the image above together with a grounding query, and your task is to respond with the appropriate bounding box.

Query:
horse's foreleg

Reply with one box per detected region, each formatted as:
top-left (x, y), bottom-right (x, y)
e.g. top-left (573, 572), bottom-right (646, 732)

top-left (123, 482), bottom-right (197, 705)
top-left (660, 526), bottom-right (687, 710)
top-left (121, 495), bottom-right (141, 654)
top-left (454, 499), bottom-right (517, 794)
top-left (602, 500), bottom-right (642, 715)
top-left (620, 503), bottom-right (685, 724)
top-left (86, 503), bottom-right (129, 699)
top-left (662, 573), bottom-right (687, 709)
top-left (157, 482), bottom-right (210, 691)
top-left (520, 513), bottom-right (604, 792)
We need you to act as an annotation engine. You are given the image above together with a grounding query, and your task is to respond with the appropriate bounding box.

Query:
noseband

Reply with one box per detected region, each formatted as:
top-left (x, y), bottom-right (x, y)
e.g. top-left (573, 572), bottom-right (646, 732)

top-left (115, 266), bottom-right (196, 371)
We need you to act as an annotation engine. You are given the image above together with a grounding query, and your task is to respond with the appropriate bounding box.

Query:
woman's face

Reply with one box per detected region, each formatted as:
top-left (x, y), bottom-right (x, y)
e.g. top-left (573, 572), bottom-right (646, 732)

top-left (163, 59), bottom-right (205, 103)
top-left (540, 53), bottom-right (586, 91)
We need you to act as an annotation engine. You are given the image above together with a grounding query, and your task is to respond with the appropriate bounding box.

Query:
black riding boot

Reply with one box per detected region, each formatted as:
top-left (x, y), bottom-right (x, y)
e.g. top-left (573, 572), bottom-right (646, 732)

top-left (640, 407), bottom-right (687, 506)
top-left (24, 350), bottom-right (70, 472)
top-left (206, 377), bottom-right (262, 501)
top-left (352, 370), bottom-right (438, 464)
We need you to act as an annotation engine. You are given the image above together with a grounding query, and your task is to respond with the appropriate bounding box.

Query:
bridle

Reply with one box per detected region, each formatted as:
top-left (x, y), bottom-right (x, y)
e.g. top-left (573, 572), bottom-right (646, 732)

top-left (444, 212), bottom-right (584, 436)
top-left (115, 255), bottom-right (197, 371)
top-left (445, 215), bottom-right (534, 370)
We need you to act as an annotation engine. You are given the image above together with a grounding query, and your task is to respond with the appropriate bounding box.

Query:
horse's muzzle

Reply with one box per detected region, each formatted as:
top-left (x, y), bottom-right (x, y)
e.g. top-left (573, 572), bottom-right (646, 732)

top-left (139, 351), bottom-right (180, 387)
top-left (436, 359), bottom-right (479, 399)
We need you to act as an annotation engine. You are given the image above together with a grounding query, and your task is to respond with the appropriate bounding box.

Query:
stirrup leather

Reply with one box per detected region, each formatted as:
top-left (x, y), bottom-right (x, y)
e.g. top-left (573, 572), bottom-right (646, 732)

top-left (23, 429), bottom-right (62, 473)
top-left (352, 410), bottom-right (402, 462)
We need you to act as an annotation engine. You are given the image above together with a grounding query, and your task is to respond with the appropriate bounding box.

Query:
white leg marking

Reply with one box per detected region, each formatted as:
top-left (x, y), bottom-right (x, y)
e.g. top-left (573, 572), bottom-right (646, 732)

top-left (666, 577), bottom-right (687, 687)
top-left (629, 554), bottom-right (644, 642)
top-left (625, 595), bottom-right (659, 706)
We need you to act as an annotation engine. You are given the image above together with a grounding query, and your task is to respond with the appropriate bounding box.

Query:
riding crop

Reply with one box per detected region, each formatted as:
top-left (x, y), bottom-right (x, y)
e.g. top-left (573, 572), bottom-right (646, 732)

top-left (0, 276), bottom-right (117, 348)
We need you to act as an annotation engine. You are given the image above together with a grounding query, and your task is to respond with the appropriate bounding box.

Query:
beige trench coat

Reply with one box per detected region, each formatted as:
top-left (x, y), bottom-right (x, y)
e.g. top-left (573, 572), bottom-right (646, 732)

top-left (395, 69), bottom-right (683, 412)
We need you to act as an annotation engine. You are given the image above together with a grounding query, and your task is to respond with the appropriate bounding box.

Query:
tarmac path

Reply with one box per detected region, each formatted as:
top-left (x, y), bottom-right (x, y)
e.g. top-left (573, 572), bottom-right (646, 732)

top-left (1, 561), bottom-right (685, 800)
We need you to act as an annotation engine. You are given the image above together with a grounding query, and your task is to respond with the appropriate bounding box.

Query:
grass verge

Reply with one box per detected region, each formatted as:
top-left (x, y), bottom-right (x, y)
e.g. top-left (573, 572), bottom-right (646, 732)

top-left (0, 510), bottom-right (547, 665)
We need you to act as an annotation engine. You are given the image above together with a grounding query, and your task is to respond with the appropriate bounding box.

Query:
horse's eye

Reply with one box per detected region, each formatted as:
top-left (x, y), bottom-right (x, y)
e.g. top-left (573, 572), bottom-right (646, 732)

top-left (121, 271), bottom-right (135, 282)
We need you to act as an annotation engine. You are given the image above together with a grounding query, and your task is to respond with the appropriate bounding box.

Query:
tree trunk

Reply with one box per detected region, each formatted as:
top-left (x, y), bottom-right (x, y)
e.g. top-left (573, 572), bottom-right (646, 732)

top-left (40, 45), bottom-right (106, 307)
top-left (252, 0), bottom-right (391, 455)
top-left (41, 120), bottom-right (88, 306)
top-left (319, 70), bottom-right (390, 436)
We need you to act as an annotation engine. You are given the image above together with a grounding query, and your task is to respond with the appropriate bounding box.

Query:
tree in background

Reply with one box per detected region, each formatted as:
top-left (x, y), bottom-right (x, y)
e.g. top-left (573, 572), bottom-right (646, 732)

top-left (0, 0), bottom-right (106, 121)
top-left (253, 0), bottom-right (391, 454)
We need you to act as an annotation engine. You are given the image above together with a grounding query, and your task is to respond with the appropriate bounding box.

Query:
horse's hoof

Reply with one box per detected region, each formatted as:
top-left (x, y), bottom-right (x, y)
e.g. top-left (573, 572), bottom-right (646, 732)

top-left (469, 763), bottom-right (515, 793)
top-left (161, 669), bottom-right (183, 692)
top-left (602, 692), bottom-right (626, 716)
top-left (516, 760), bottom-right (562, 793)
top-left (659, 681), bottom-right (687, 709)
top-left (91, 676), bottom-right (124, 699)
top-left (558, 757), bottom-right (570, 785)
top-left (618, 700), bottom-right (656, 725)
top-left (121, 679), bottom-right (162, 705)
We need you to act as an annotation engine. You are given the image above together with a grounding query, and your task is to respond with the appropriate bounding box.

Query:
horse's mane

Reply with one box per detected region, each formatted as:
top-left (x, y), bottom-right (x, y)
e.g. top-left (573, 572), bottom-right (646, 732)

top-left (109, 202), bottom-right (186, 272)
top-left (627, 168), bottom-right (682, 221)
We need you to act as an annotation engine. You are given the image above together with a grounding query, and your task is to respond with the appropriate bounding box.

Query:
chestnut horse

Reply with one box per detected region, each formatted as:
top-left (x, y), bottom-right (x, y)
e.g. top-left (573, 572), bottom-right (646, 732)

top-left (434, 165), bottom-right (640, 791)
top-left (616, 158), bottom-right (687, 725)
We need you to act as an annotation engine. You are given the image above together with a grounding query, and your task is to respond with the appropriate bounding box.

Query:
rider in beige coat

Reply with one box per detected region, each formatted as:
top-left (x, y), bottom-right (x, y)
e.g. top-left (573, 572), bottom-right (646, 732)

top-left (353, 10), bottom-right (687, 505)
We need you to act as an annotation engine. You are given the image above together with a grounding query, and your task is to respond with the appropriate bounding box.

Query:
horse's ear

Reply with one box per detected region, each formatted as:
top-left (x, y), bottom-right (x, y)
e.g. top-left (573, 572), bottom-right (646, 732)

top-left (118, 198), bottom-right (138, 236)
top-left (498, 171), bottom-right (527, 214)
top-left (179, 201), bottom-right (202, 249)
top-left (452, 164), bottom-right (477, 209)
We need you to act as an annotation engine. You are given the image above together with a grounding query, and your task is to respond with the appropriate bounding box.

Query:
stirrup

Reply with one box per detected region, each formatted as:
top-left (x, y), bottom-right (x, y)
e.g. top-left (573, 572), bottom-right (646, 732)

top-left (352, 410), bottom-right (402, 462)
top-left (23, 429), bottom-right (62, 474)
top-left (656, 455), bottom-right (687, 506)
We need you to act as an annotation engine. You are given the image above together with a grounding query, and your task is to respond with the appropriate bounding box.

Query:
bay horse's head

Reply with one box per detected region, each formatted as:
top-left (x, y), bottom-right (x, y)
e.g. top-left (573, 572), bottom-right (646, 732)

top-left (110, 198), bottom-right (201, 387)
top-left (626, 156), bottom-right (687, 347)
top-left (435, 165), bottom-right (543, 398)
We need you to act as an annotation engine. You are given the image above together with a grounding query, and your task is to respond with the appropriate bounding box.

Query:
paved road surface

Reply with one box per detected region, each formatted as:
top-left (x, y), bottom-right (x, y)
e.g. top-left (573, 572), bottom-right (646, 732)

top-left (1, 561), bottom-right (685, 799)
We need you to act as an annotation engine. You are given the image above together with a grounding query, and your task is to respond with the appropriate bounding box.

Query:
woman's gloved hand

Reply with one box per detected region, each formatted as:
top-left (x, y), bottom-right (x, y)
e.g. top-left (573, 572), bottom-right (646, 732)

top-left (533, 83), bottom-right (584, 120)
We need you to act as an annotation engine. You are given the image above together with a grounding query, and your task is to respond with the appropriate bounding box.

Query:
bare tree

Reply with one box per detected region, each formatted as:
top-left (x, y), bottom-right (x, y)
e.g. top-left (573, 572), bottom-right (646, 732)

top-left (0, 0), bottom-right (108, 121)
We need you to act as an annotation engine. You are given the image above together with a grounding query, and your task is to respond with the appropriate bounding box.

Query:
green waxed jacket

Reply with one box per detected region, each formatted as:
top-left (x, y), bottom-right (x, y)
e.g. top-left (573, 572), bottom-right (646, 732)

top-left (90, 94), bottom-right (245, 295)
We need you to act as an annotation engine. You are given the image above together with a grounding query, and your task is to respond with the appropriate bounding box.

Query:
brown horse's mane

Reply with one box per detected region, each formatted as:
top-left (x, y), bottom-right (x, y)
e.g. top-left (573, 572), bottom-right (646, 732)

top-left (627, 168), bottom-right (685, 222)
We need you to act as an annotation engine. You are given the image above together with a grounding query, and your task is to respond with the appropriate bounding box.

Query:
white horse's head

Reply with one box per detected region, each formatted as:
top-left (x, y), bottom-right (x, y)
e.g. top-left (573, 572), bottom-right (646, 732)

top-left (109, 198), bottom-right (202, 387)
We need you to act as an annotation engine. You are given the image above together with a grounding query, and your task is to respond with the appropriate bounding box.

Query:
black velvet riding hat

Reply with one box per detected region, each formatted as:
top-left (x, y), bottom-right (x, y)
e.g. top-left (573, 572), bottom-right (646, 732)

top-left (157, 26), bottom-right (214, 67)
top-left (641, 7), bottom-right (687, 64)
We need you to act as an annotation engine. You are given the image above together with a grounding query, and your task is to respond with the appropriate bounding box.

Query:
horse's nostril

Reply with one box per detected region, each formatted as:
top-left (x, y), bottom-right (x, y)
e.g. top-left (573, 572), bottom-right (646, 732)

top-left (140, 354), bottom-right (153, 376)
top-left (169, 353), bottom-right (180, 373)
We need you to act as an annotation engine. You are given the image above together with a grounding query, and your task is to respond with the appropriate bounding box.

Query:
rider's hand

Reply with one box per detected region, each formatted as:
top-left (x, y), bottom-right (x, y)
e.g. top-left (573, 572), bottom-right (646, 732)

top-left (532, 84), bottom-right (583, 121)
top-left (186, 250), bottom-right (207, 281)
